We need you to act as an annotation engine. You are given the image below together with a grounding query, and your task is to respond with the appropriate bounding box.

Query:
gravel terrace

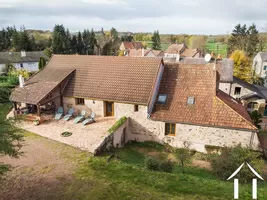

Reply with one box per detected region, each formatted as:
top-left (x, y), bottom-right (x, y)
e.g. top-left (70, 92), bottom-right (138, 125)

top-left (17, 117), bottom-right (116, 153)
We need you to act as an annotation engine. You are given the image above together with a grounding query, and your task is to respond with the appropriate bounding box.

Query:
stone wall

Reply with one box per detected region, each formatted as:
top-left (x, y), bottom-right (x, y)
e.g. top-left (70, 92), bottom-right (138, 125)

top-left (62, 98), bottom-right (260, 153)
top-left (95, 119), bottom-right (129, 155)
top-left (63, 97), bottom-right (104, 116)
top-left (114, 102), bottom-right (260, 152)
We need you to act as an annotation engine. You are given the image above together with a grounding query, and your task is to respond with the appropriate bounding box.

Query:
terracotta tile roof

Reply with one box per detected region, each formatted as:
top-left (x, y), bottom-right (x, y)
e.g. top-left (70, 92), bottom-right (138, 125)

top-left (122, 42), bottom-right (143, 49)
top-left (128, 49), bottom-right (151, 57)
top-left (165, 43), bottom-right (187, 54)
top-left (40, 55), bottom-right (162, 104)
top-left (180, 48), bottom-right (201, 58)
top-left (151, 64), bottom-right (257, 130)
top-left (152, 50), bottom-right (164, 57)
top-left (11, 68), bottom-right (75, 104)
top-left (179, 58), bottom-right (234, 83)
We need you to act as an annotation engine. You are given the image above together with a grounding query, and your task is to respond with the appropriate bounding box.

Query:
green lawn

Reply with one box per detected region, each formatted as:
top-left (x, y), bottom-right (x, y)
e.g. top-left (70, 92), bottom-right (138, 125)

top-left (67, 142), bottom-right (267, 200)
top-left (205, 42), bottom-right (228, 57)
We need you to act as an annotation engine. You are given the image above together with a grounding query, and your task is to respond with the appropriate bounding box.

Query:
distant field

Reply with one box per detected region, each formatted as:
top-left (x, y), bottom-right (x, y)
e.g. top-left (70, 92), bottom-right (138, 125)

top-left (205, 42), bottom-right (228, 58)
top-left (146, 41), bottom-right (170, 51)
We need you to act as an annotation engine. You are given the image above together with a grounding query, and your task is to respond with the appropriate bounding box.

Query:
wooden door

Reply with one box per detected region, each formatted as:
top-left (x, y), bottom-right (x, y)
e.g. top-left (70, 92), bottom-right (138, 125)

top-left (105, 101), bottom-right (114, 116)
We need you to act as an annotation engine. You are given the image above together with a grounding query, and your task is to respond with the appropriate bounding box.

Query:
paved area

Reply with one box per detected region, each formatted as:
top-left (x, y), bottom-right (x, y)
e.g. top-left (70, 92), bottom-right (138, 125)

top-left (18, 117), bottom-right (116, 153)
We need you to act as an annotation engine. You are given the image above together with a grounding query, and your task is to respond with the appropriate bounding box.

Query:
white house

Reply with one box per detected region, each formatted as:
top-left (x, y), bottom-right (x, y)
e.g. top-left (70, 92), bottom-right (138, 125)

top-left (0, 51), bottom-right (47, 72)
top-left (252, 52), bottom-right (267, 78)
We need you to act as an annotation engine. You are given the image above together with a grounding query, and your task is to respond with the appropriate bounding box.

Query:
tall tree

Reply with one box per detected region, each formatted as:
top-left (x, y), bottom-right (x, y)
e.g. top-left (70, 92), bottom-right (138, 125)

top-left (11, 26), bottom-right (33, 51)
top-left (88, 29), bottom-right (97, 55)
top-left (230, 50), bottom-right (252, 83)
top-left (76, 31), bottom-right (84, 55)
top-left (152, 30), bottom-right (161, 50)
top-left (228, 24), bottom-right (260, 57)
top-left (70, 35), bottom-right (77, 54)
top-left (52, 24), bottom-right (67, 54)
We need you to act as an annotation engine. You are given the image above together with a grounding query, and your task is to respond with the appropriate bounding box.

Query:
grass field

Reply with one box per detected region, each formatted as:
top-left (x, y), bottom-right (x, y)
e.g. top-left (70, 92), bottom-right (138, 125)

top-left (205, 42), bottom-right (228, 57)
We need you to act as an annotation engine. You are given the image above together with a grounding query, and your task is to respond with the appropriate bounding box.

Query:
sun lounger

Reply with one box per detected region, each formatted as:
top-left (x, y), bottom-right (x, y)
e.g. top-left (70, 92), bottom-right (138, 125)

top-left (63, 108), bottom-right (74, 121)
top-left (55, 107), bottom-right (64, 120)
top-left (74, 110), bottom-right (86, 124)
top-left (82, 112), bottom-right (96, 126)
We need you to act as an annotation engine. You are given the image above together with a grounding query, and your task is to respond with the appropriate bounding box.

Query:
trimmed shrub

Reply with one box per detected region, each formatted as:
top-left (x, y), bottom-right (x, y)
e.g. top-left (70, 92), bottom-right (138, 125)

top-left (159, 160), bottom-right (174, 173)
top-left (211, 144), bottom-right (264, 183)
top-left (145, 157), bottom-right (160, 171)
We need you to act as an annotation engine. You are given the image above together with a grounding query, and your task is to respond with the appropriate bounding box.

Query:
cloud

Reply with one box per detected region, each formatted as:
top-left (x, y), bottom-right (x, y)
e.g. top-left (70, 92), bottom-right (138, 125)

top-left (0, 0), bottom-right (266, 34)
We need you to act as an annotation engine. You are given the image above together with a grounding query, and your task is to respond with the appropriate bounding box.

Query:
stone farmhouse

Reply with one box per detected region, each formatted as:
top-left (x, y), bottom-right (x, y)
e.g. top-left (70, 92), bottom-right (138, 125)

top-left (0, 51), bottom-right (46, 73)
top-left (10, 55), bottom-right (260, 153)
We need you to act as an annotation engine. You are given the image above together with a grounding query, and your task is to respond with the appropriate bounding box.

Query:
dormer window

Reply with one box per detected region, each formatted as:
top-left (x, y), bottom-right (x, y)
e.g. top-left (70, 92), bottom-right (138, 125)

top-left (187, 97), bottom-right (195, 105)
top-left (157, 94), bottom-right (167, 104)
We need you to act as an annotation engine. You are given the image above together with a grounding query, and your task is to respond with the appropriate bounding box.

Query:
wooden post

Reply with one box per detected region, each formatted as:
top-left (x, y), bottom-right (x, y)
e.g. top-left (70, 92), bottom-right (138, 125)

top-left (13, 102), bottom-right (17, 110)
top-left (60, 84), bottom-right (63, 106)
top-left (37, 104), bottom-right (41, 116)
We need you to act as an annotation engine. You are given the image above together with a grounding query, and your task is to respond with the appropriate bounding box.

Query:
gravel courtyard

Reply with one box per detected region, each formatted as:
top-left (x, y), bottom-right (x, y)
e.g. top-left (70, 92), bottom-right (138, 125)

top-left (18, 117), bottom-right (116, 153)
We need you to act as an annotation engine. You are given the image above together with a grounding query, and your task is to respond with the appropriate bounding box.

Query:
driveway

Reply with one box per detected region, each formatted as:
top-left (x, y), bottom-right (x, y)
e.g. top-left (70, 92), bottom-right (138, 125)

top-left (18, 117), bottom-right (116, 153)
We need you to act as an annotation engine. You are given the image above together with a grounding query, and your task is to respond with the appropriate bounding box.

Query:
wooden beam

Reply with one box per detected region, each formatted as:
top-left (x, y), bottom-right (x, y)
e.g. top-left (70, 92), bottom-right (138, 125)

top-left (37, 104), bottom-right (41, 116)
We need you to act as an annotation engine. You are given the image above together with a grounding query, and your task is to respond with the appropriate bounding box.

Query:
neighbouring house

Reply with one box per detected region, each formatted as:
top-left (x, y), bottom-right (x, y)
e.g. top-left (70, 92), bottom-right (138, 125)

top-left (0, 51), bottom-right (47, 72)
top-left (125, 49), bottom-right (164, 57)
top-left (164, 43), bottom-right (202, 61)
top-left (252, 52), bottom-right (267, 78)
top-left (10, 55), bottom-right (259, 153)
top-left (230, 76), bottom-right (267, 116)
top-left (119, 41), bottom-right (143, 51)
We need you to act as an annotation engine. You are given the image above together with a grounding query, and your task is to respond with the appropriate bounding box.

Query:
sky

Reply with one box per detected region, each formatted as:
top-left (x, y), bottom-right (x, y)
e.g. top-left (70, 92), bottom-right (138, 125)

top-left (0, 0), bottom-right (266, 34)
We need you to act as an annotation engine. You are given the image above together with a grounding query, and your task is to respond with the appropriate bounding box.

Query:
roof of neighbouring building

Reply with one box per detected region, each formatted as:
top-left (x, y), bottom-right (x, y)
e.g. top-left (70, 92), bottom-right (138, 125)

top-left (165, 43), bottom-right (187, 54)
top-left (10, 67), bottom-right (75, 104)
top-left (122, 42), bottom-right (143, 49)
top-left (180, 48), bottom-right (201, 58)
top-left (0, 51), bottom-right (47, 64)
top-left (127, 49), bottom-right (151, 57)
top-left (257, 52), bottom-right (267, 62)
top-left (11, 55), bottom-right (163, 105)
top-left (179, 58), bottom-right (234, 83)
top-left (151, 64), bottom-right (257, 130)
top-left (233, 76), bottom-right (267, 100)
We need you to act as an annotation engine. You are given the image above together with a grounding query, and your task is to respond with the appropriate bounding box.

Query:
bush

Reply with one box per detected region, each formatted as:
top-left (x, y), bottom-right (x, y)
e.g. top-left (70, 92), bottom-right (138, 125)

top-left (145, 157), bottom-right (160, 171)
top-left (159, 160), bottom-right (174, 173)
top-left (175, 142), bottom-right (193, 173)
top-left (211, 144), bottom-right (264, 183)
top-left (249, 110), bottom-right (262, 129)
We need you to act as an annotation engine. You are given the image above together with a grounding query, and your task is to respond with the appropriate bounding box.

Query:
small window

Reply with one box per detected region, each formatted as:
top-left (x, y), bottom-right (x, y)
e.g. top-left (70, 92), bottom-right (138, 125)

top-left (264, 66), bottom-right (267, 70)
top-left (75, 98), bottom-right (85, 105)
top-left (20, 63), bottom-right (23, 68)
top-left (165, 123), bottom-right (176, 136)
top-left (157, 94), bottom-right (167, 104)
top-left (247, 102), bottom-right (258, 110)
top-left (134, 105), bottom-right (139, 112)
top-left (187, 97), bottom-right (195, 105)
top-left (234, 87), bottom-right (241, 95)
